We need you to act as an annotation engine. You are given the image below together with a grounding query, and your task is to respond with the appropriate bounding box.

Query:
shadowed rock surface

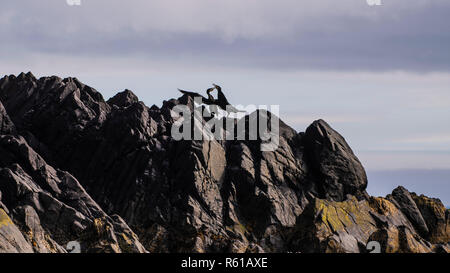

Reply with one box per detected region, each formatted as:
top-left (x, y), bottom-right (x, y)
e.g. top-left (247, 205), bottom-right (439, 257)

top-left (0, 72), bottom-right (448, 253)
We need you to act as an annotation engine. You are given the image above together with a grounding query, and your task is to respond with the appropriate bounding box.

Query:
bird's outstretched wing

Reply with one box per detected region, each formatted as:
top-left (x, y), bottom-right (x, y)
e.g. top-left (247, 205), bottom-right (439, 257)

top-left (178, 89), bottom-right (212, 104)
top-left (178, 89), bottom-right (205, 99)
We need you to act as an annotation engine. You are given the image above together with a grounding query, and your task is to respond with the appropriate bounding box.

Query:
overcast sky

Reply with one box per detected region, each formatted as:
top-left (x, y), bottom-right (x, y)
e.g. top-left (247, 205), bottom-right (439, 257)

top-left (1, 1), bottom-right (450, 200)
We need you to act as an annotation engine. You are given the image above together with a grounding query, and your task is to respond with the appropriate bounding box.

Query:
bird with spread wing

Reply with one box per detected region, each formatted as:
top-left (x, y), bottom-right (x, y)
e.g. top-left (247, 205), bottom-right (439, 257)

top-left (212, 84), bottom-right (244, 114)
top-left (178, 84), bottom-right (244, 115)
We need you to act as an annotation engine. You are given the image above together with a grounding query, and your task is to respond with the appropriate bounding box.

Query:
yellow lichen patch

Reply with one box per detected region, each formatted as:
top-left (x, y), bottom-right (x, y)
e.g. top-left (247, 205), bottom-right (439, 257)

top-left (411, 194), bottom-right (446, 218)
top-left (25, 229), bottom-right (38, 249)
top-left (120, 233), bottom-right (132, 245)
top-left (110, 243), bottom-right (121, 253)
top-left (0, 209), bottom-right (13, 228)
top-left (318, 202), bottom-right (344, 232)
top-left (416, 194), bottom-right (445, 209)
top-left (117, 233), bottom-right (134, 253)
top-left (93, 218), bottom-right (106, 236)
top-left (369, 197), bottom-right (399, 216)
top-left (411, 194), bottom-right (449, 243)
top-left (384, 227), bottom-right (400, 253)
top-left (236, 223), bottom-right (248, 236)
top-left (314, 197), bottom-right (374, 234)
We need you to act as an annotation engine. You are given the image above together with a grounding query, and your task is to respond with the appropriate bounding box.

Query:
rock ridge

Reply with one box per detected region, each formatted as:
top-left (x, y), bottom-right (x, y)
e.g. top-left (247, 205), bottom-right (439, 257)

top-left (0, 73), bottom-right (448, 253)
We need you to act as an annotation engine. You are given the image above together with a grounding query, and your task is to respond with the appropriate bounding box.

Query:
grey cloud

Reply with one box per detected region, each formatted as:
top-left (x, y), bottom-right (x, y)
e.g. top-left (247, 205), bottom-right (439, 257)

top-left (1, 0), bottom-right (450, 71)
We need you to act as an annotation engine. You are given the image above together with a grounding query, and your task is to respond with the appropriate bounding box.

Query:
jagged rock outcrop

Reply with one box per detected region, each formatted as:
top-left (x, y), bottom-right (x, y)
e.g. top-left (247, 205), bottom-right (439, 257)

top-left (0, 77), bottom-right (146, 253)
top-left (304, 120), bottom-right (369, 201)
top-left (0, 100), bottom-right (15, 135)
top-left (0, 133), bottom-right (147, 253)
top-left (107, 89), bottom-right (139, 108)
top-left (410, 192), bottom-right (450, 244)
top-left (0, 208), bottom-right (34, 253)
top-left (0, 72), bottom-right (448, 253)
top-left (387, 186), bottom-right (429, 237)
top-left (289, 194), bottom-right (448, 253)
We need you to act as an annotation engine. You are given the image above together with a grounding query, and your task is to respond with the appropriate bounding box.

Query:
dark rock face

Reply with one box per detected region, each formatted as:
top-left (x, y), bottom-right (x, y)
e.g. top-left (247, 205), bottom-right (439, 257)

top-left (0, 73), bottom-right (448, 253)
top-left (388, 186), bottom-right (429, 237)
top-left (304, 119), bottom-right (368, 201)
top-left (107, 89), bottom-right (139, 108)
top-left (410, 192), bottom-right (450, 244)
top-left (0, 118), bottom-right (146, 252)
top-left (0, 100), bottom-right (15, 135)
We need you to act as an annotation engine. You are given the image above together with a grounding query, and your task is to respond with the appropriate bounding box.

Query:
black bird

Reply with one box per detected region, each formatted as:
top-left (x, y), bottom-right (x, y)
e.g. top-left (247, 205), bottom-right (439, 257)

top-left (212, 84), bottom-right (244, 114)
top-left (178, 87), bottom-right (219, 115)
top-left (206, 87), bottom-right (219, 115)
top-left (178, 85), bottom-right (244, 115)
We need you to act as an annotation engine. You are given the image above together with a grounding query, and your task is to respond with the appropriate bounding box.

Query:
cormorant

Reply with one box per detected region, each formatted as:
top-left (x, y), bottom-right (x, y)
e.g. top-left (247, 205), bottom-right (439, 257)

top-left (212, 84), bottom-right (244, 114)
top-left (206, 87), bottom-right (219, 115)
top-left (178, 85), bottom-right (244, 115)
top-left (178, 87), bottom-right (218, 115)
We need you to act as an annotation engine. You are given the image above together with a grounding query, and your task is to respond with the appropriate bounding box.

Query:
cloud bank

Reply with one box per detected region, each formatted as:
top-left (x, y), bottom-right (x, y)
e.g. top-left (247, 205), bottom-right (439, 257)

top-left (1, 0), bottom-right (449, 71)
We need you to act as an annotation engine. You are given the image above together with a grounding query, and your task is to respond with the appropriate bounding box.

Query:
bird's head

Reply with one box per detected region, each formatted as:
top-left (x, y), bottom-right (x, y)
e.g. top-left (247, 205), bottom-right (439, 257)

top-left (206, 87), bottom-right (215, 94)
top-left (212, 83), bottom-right (221, 90)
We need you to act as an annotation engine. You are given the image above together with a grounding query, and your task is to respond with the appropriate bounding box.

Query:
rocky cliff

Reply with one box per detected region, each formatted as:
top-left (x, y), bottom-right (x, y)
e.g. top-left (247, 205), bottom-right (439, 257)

top-left (0, 72), bottom-right (448, 253)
